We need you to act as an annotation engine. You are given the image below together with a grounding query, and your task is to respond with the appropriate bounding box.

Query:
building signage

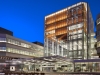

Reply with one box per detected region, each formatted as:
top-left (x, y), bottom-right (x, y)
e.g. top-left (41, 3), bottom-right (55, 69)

top-left (10, 66), bottom-right (15, 71)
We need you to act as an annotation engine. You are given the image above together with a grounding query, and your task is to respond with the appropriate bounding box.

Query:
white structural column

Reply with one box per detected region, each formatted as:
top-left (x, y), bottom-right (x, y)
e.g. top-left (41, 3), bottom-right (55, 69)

top-left (46, 38), bottom-right (48, 56)
top-left (57, 43), bottom-right (59, 55)
top-left (61, 46), bottom-right (63, 56)
top-left (28, 64), bottom-right (31, 71)
top-left (40, 64), bottom-right (42, 72)
top-left (54, 42), bottom-right (57, 55)
top-left (54, 63), bottom-right (58, 70)
top-left (66, 43), bottom-right (69, 57)
top-left (52, 41), bottom-right (54, 55)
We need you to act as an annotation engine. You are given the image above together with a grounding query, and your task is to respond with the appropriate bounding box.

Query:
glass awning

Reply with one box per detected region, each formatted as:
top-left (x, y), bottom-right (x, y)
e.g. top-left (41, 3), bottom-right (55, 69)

top-left (5, 55), bottom-right (73, 64)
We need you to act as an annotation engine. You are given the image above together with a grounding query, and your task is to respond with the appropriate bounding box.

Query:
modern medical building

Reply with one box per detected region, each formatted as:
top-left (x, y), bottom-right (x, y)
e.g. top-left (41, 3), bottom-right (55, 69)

top-left (42, 2), bottom-right (100, 72)
top-left (44, 2), bottom-right (97, 59)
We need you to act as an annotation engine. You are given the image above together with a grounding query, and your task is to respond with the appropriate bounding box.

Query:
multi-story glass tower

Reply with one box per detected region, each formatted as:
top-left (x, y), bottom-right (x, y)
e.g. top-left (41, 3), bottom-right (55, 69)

top-left (44, 2), bottom-right (96, 60)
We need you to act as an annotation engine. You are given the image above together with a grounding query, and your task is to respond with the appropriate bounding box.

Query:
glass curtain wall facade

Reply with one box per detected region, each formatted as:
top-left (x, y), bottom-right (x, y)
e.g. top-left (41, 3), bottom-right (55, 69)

top-left (74, 59), bottom-right (100, 72)
top-left (44, 2), bottom-right (94, 59)
top-left (96, 14), bottom-right (100, 57)
top-left (0, 34), bottom-right (44, 58)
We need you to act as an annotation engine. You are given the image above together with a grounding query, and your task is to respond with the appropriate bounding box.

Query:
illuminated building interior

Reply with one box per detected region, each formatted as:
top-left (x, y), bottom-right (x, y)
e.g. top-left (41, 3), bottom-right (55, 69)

top-left (0, 34), bottom-right (44, 58)
top-left (44, 2), bottom-right (97, 59)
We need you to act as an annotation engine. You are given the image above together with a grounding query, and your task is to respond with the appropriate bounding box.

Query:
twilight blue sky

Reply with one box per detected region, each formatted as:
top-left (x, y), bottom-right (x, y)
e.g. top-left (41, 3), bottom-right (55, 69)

top-left (0, 0), bottom-right (99, 43)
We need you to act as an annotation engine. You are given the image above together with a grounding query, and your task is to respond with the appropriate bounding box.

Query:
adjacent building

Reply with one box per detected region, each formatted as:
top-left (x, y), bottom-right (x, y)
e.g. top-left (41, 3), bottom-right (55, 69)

top-left (0, 27), bottom-right (44, 72)
top-left (44, 2), bottom-right (97, 59)
top-left (96, 14), bottom-right (100, 57)
top-left (0, 27), bottom-right (13, 36)
top-left (0, 27), bottom-right (44, 60)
